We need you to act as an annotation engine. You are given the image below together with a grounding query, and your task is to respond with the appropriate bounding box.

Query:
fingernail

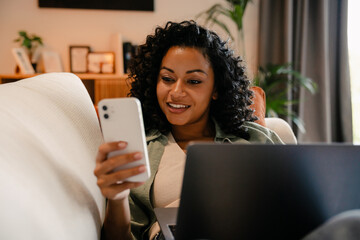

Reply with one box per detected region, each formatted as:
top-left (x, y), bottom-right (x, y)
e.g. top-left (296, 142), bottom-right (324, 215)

top-left (118, 142), bottom-right (127, 148)
top-left (138, 165), bottom-right (146, 172)
top-left (134, 152), bottom-right (143, 160)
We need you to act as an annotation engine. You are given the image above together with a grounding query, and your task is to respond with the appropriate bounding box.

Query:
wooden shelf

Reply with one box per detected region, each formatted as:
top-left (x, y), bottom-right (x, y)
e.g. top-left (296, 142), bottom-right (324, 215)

top-left (0, 73), bottom-right (132, 105)
top-left (0, 73), bottom-right (128, 81)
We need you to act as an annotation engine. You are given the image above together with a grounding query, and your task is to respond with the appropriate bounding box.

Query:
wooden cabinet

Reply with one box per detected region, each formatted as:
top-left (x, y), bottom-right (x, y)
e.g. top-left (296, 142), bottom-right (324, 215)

top-left (0, 73), bottom-right (131, 105)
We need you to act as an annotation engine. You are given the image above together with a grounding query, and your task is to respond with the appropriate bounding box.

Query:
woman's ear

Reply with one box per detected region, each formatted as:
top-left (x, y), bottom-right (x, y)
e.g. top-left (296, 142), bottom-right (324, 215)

top-left (212, 91), bottom-right (218, 100)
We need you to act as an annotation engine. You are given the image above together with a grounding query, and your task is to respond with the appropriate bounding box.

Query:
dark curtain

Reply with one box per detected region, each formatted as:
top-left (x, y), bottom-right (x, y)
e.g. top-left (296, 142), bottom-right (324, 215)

top-left (258, 0), bottom-right (353, 143)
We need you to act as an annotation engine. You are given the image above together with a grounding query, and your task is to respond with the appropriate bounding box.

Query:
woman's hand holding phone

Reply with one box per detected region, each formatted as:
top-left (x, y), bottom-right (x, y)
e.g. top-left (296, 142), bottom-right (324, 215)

top-left (97, 98), bottom-right (151, 183)
top-left (94, 141), bottom-right (146, 201)
top-left (94, 140), bottom-right (143, 239)
top-left (94, 97), bottom-right (151, 239)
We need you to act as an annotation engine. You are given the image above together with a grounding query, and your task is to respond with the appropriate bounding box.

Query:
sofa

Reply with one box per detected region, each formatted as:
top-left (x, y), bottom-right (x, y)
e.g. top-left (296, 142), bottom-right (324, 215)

top-left (0, 73), bottom-right (105, 239)
top-left (0, 73), bottom-right (296, 239)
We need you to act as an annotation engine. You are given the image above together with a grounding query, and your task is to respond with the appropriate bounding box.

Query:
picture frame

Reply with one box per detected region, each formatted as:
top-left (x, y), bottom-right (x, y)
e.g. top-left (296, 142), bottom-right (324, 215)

top-left (69, 46), bottom-right (90, 73)
top-left (12, 48), bottom-right (35, 74)
top-left (41, 51), bottom-right (63, 73)
top-left (87, 52), bottom-right (115, 74)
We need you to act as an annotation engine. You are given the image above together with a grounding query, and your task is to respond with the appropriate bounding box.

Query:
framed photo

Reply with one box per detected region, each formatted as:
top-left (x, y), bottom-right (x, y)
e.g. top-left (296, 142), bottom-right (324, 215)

top-left (87, 52), bottom-right (115, 74)
top-left (69, 46), bottom-right (90, 73)
top-left (42, 51), bottom-right (63, 72)
top-left (12, 48), bottom-right (35, 74)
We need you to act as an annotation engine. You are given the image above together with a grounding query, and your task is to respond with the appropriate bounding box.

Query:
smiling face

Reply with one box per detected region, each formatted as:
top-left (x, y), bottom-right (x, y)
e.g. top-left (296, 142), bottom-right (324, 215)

top-left (156, 46), bottom-right (217, 129)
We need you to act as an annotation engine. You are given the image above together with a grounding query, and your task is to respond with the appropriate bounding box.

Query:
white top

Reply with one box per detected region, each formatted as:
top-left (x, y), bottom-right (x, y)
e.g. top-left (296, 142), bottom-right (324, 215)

top-left (152, 132), bottom-right (186, 208)
top-left (149, 132), bottom-right (186, 239)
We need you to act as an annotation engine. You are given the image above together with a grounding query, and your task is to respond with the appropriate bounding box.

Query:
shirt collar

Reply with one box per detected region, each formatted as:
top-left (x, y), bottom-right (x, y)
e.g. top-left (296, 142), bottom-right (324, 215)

top-left (146, 119), bottom-right (248, 145)
top-left (213, 119), bottom-right (239, 143)
top-left (146, 129), bottom-right (168, 145)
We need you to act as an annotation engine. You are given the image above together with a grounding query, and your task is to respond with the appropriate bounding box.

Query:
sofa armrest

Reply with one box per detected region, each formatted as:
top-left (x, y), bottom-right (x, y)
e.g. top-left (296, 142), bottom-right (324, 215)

top-left (265, 118), bottom-right (297, 144)
top-left (0, 73), bottom-right (105, 239)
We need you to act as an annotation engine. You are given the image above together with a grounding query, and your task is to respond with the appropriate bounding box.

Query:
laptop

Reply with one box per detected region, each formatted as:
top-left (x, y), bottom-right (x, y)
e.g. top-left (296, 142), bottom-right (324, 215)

top-left (154, 143), bottom-right (360, 240)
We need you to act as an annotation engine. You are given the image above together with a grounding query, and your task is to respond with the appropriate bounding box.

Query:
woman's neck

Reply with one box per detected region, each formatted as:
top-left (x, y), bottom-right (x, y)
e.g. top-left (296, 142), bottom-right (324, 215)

top-left (171, 120), bottom-right (215, 151)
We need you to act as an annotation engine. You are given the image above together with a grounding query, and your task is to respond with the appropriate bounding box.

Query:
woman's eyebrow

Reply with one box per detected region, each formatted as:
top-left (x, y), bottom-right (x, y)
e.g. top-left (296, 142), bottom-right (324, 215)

top-left (160, 66), bottom-right (208, 76)
top-left (186, 69), bottom-right (208, 75)
top-left (160, 66), bottom-right (174, 73)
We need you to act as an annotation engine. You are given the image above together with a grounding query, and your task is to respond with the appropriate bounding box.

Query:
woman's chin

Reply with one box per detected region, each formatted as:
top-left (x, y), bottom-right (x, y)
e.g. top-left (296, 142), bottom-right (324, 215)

top-left (167, 118), bottom-right (189, 127)
top-left (169, 121), bottom-right (188, 127)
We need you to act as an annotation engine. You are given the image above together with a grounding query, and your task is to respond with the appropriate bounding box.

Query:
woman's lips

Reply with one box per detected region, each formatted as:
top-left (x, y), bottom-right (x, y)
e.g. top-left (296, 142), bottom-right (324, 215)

top-left (167, 103), bottom-right (190, 113)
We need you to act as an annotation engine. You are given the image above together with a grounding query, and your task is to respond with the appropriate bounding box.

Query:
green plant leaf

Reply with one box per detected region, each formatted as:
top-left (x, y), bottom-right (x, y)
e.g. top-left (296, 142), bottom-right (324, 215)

top-left (14, 30), bottom-right (44, 50)
top-left (198, 1), bottom-right (251, 41)
top-left (19, 31), bottom-right (27, 37)
top-left (202, 4), bottom-right (231, 21)
top-left (199, 4), bottom-right (235, 40)
top-left (31, 36), bottom-right (44, 45)
top-left (22, 38), bottom-right (32, 50)
top-left (232, 5), bottom-right (245, 30)
top-left (210, 17), bottom-right (234, 40)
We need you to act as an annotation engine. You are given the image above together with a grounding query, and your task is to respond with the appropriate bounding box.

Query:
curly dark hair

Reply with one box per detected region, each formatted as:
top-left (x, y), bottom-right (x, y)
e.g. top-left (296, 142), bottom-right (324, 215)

top-left (128, 20), bottom-right (256, 139)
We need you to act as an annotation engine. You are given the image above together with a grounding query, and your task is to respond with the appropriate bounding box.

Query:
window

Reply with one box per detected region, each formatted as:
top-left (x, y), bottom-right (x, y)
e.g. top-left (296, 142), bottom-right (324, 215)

top-left (348, 0), bottom-right (360, 144)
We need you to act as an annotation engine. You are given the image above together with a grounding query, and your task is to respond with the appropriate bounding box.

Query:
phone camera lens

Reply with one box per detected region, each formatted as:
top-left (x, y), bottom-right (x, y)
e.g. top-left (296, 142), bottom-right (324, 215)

top-left (102, 105), bottom-right (108, 111)
top-left (104, 114), bottom-right (109, 119)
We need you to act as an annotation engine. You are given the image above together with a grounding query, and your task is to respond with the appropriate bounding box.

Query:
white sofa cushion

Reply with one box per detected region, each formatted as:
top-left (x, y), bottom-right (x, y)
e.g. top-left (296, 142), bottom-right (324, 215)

top-left (0, 73), bottom-right (105, 239)
top-left (265, 117), bottom-right (297, 144)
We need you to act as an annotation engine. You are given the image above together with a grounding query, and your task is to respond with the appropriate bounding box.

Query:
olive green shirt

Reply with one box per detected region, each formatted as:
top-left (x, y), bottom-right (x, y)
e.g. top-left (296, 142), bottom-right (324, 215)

top-left (129, 121), bottom-right (283, 239)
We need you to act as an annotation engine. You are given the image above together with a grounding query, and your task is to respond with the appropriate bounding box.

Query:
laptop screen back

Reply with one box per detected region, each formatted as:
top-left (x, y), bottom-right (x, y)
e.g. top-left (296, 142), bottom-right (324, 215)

top-left (175, 144), bottom-right (360, 240)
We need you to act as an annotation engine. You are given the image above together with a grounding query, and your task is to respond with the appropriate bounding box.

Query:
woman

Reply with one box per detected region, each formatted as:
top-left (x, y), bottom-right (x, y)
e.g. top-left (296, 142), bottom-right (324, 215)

top-left (94, 20), bottom-right (282, 240)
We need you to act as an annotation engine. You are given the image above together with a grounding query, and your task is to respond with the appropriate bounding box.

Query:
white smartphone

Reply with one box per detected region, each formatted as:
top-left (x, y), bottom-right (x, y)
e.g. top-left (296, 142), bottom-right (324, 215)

top-left (98, 98), bottom-right (150, 182)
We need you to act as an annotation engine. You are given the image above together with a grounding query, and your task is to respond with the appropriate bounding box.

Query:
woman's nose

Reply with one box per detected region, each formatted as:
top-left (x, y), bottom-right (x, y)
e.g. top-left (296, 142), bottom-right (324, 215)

top-left (170, 80), bottom-right (186, 99)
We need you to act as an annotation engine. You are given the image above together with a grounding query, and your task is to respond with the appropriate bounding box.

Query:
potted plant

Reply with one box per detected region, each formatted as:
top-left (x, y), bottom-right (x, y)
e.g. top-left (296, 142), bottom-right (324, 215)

top-left (14, 31), bottom-right (43, 69)
top-left (253, 64), bottom-right (317, 132)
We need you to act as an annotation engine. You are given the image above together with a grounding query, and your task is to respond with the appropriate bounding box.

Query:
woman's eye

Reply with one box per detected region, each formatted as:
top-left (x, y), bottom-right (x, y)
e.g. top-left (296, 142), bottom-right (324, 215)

top-left (161, 77), bottom-right (173, 82)
top-left (188, 80), bottom-right (201, 84)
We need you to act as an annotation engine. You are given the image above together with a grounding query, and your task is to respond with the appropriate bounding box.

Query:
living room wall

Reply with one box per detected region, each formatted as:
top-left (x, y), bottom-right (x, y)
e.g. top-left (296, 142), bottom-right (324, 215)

top-left (0, 0), bottom-right (259, 75)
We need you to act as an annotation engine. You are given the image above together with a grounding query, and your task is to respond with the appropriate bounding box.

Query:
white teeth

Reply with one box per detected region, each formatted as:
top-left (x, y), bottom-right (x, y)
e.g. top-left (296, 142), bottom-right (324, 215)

top-left (168, 103), bottom-right (189, 109)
